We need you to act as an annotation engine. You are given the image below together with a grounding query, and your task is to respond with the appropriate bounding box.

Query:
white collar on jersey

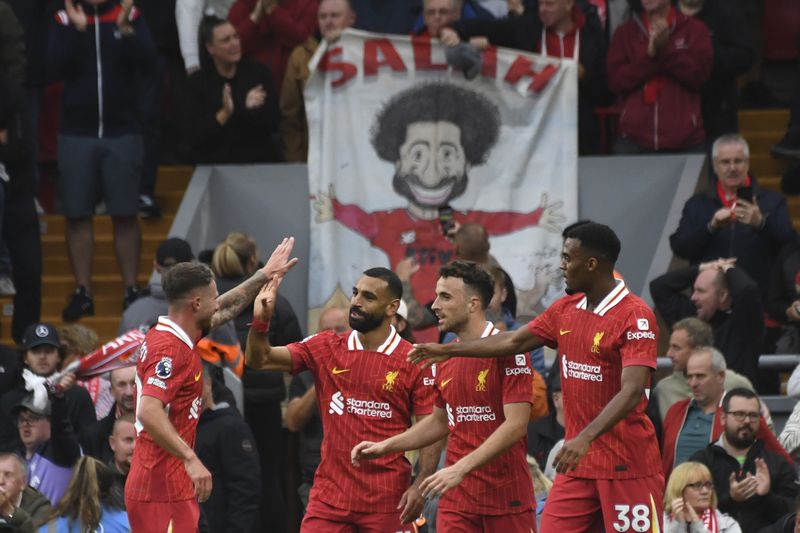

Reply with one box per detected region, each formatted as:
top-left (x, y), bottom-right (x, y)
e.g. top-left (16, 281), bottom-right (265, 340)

top-left (154, 316), bottom-right (194, 349)
top-left (347, 325), bottom-right (402, 355)
top-left (481, 321), bottom-right (499, 338)
top-left (575, 279), bottom-right (630, 316)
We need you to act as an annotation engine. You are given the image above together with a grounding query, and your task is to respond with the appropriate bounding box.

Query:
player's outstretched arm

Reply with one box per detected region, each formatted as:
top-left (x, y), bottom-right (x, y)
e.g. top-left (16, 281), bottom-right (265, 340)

top-left (351, 407), bottom-right (450, 467)
top-left (419, 401), bottom-right (529, 498)
top-left (245, 279), bottom-right (293, 372)
top-left (210, 236), bottom-right (299, 331)
top-left (137, 395), bottom-right (212, 502)
top-left (408, 326), bottom-right (544, 366)
top-left (553, 365), bottom-right (651, 474)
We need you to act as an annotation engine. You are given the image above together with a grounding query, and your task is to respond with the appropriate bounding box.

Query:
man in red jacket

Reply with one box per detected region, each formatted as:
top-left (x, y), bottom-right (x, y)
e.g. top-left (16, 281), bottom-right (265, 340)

top-left (661, 346), bottom-right (791, 478)
top-left (607, 0), bottom-right (712, 153)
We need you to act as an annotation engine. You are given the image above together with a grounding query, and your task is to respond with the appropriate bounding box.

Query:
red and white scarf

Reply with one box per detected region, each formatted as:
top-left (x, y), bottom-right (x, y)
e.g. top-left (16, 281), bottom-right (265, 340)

top-left (701, 508), bottom-right (718, 533)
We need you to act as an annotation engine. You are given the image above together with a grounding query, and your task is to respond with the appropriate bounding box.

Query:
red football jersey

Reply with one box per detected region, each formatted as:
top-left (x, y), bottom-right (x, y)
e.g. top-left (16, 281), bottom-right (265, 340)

top-left (528, 281), bottom-right (662, 479)
top-left (434, 322), bottom-right (535, 515)
top-left (126, 317), bottom-right (203, 502)
top-left (287, 327), bottom-right (435, 513)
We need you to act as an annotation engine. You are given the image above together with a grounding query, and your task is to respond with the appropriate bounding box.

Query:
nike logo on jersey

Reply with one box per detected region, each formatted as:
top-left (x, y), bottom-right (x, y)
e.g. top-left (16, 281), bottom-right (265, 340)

top-left (559, 329), bottom-right (572, 336)
top-left (440, 378), bottom-right (453, 388)
top-left (194, 372), bottom-right (201, 382)
top-left (332, 367), bottom-right (351, 374)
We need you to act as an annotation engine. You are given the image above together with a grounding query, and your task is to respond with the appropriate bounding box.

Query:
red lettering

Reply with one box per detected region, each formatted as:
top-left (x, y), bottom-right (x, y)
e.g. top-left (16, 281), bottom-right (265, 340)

top-left (503, 57), bottom-right (558, 93)
top-left (481, 46), bottom-right (497, 78)
top-left (318, 47), bottom-right (357, 88)
top-left (411, 35), bottom-right (448, 71)
top-left (364, 38), bottom-right (407, 76)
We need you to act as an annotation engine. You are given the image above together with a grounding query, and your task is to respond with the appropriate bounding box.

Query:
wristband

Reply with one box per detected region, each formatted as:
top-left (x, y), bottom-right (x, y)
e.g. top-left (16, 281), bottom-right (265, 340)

top-left (250, 319), bottom-right (270, 333)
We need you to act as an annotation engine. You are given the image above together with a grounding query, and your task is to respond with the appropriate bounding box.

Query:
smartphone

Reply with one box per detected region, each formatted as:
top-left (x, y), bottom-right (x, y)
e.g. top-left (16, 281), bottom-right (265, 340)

top-left (736, 186), bottom-right (753, 203)
top-left (438, 205), bottom-right (455, 235)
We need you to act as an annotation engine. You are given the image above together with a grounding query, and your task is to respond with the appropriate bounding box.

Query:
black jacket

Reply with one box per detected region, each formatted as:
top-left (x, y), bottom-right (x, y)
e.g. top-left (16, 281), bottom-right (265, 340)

top-left (81, 401), bottom-right (117, 462)
top-left (650, 265), bottom-right (764, 384)
top-left (182, 59), bottom-right (281, 164)
top-left (669, 176), bottom-right (796, 297)
top-left (0, 77), bottom-right (34, 195)
top-left (758, 512), bottom-right (796, 533)
top-left (527, 410), bottom-right (564, 470)
top-left (767, 240), bottom-right (800, 324)
top-left (690, 439), bottom-right (797, 532)
top-left (196, 404), bottom-right (261, 533)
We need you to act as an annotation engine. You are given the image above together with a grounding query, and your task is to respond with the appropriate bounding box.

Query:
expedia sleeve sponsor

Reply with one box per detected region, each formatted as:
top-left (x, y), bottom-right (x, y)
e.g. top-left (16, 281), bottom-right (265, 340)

top-left (626, 330), bottom-right (656, 340)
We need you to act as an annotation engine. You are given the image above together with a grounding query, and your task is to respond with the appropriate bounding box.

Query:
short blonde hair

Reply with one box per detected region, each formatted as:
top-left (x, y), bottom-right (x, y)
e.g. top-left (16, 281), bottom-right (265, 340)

top-left (664, 462), bottom-right (717, 513)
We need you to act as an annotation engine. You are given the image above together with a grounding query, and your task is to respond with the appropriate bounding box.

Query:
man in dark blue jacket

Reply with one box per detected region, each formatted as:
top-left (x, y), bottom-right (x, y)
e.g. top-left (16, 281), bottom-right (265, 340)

top-left (46, 0), bottom-right (157, 320)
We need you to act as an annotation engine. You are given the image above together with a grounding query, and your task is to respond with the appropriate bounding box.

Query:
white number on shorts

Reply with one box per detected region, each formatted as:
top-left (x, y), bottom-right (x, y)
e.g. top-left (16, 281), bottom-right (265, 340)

top-left (612, 504), bottom-right (651, 532)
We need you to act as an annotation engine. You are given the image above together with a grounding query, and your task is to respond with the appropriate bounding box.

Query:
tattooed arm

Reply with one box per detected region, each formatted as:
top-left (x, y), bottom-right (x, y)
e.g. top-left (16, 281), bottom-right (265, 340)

top-left (210, 237), bottom-right (298, 331)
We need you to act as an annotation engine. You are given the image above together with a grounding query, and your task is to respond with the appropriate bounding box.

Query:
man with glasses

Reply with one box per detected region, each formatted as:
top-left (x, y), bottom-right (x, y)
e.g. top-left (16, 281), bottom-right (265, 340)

top-left (670, 134), bottom-right (795, 299)
top-left (661, 348), bottom-right (790, 478)
top-left (690, 388), bottom-right (797, 532)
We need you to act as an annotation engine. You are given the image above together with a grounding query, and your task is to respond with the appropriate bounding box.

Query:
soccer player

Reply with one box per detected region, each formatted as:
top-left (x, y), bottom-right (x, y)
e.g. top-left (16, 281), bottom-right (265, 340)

top-left (351, 260), bottom-right (536, 532)
top-left (246, 267), bottom-right (438, 531)
top-left (409, 222), bottom-right (664, 532)
top-left (124, 237), bottom-right (298, 532)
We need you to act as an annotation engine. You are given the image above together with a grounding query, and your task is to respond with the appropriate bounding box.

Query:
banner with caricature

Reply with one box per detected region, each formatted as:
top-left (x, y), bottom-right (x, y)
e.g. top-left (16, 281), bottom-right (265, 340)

top-left (305, 30), bottom-right (578, 339)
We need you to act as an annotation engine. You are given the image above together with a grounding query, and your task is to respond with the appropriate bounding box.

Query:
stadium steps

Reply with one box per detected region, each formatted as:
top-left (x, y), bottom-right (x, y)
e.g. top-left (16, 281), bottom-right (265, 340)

top-left (737, 109), bottom-right (800, 228)
top-left (0, 166), bottom-right (194, 344)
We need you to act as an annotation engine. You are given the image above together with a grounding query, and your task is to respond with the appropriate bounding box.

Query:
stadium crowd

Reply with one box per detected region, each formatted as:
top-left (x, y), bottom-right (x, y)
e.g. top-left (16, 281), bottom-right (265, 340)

top-left (1, 0), bottom-right (800, 531)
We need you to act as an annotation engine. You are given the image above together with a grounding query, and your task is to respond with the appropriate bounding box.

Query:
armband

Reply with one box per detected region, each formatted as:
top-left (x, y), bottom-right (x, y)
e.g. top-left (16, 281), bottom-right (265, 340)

top-left (249, 319), bottom-right (270, 334)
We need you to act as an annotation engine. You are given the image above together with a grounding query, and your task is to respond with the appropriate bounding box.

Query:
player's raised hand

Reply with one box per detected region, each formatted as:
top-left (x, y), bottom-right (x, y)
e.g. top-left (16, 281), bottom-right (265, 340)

top-left (184, 454), bottom-right (212, 503)
top-left (259, 237), bottom-right (298, 281)
top-left (408, 343), bottom-right (450, 368)
top-left (552, 434), bottom-right (590, 474)
top-left (351, 440), bottom-right (386, 467)
top-left (314, 184), bottom-right (336, 223)
top-left (537, 192), bottom-right (565, 234)
top-left (397, 484), bottom-right (424, 524)
top-left (253, 276), bottom-right (283, 324)
top-left (419, 464), bottom-right (466, 498)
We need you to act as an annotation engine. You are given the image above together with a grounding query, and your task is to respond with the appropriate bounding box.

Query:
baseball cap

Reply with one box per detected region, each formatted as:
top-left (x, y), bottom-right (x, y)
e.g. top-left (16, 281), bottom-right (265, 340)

top-left (156, 238), bottom-right (194, 268)
top-left (22, 323), bottom-right (61, 350)
top-left (12, 394), bottom-right (51, 417)
top-left (397, 300), bottom-right (409, 321)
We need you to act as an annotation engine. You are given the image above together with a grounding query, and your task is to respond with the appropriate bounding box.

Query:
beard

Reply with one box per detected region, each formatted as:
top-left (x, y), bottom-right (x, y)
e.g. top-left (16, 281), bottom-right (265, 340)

top-left (392, 170), bottom-right (468, 209)
top-left (349, 306), bottom-right (384, 333)
top-left (725, 426), bottom-right (756, 449)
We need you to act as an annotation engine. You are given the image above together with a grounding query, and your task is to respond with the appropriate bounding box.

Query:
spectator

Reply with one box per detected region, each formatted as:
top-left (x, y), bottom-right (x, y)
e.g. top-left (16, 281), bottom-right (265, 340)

top-left (670, 134), bottom-right (796, 297)
top-left (106, 413), bottom-right (134, 483)
top-left (606, 0), bottom-right (712, 153)
top-left (80, 366), bottom-right (135, 463)
top-left (3, 454), bottom-right (51, 529)
top-left (14, 393), bottom-right (81, 506)
top-left (767, 240), bottom-right (800, 357)
top-left (0, 66), bottom-right (41, 344)
top-left (0, 324), bottom-right (95, 453)
top-left (677, 0), bottom-right (754, 145)
top-left (778, 401), bottom-right (800, 460)
top-left (196, 366), bottom-right (260, 532)
top-left (0, 1), bottom-right (25, 88)
top-left (279, 0), bottom-right (355, 162)
top-left (182, 16), bottom-right (281, 163)
top-left (176, 0), bottom-right (237, 74)
top-left (58, 324), bottom-right (113, 420)
top-left (210, 231), bottom-right (302, 533)
top-left (663, 461), bottom-right (741, 533)
top-left (350, 0), bottom-right (421, 34)
top-left (0, 452), bottom-right (35, 532)
top-left (653, 317), bottom-right (753, 422)
top-left (410, 0), bottom-right (494, 36)
top-left (39, 456), bottom-right (128, 532)
top-left (650, 259), bottom-right (764, 385)
top-left (118, 237), bottom-right (243, 377)
top-left (47, 0), bottom-right (157, 319)
top-left (285, 306), bottom-right (346, 511)
top-left (227, 0), bottom-right (318, 93)
top-left (393, 300), bottom-right (415, 343)
top-left (0, 343), bottom-right (19, 401)
top-left (526, 372), bottom-right (564, 471)
top-left (442, 0), bottom-right (608, 154)
top-left (661, 348), bottom-right (788, 478)
top-left (690, 388), bottom-right (797, 532)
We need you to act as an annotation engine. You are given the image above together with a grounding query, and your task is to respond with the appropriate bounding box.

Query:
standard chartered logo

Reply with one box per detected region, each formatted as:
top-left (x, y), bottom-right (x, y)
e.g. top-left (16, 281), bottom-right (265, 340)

top-left (446, 404), bottom-right (455, 427)
top-left (328, 391), bottom-right (393, 418)
top-left (329, 391), bottom-right (345, 415)
top-left (561, 355), bottom-right (603, 382)
top-left (455, 405), bottom-right (496, 422)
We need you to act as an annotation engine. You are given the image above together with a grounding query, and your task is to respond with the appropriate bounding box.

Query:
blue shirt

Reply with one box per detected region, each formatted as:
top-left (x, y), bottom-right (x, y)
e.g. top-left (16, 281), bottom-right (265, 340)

top-left (675, 401), bottom-right (714, 467)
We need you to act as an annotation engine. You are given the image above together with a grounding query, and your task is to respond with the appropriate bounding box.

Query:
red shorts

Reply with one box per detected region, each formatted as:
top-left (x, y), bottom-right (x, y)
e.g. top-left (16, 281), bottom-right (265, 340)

top-left (125, 498), bottom-right (200, 533)
top-left (301, 498), bottom-right (414, 533)
top-left (541, 474), bottom-right (664, 533)
top-left (437, 508), bottom-right (537, 533)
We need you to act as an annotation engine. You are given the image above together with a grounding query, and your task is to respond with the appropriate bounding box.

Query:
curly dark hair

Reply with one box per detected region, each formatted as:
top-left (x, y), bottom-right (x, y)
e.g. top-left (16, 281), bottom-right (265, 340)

top-left (370, 83), bottom-right (501, 165)
top-left (439, 260), bottom-right (495, 309)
